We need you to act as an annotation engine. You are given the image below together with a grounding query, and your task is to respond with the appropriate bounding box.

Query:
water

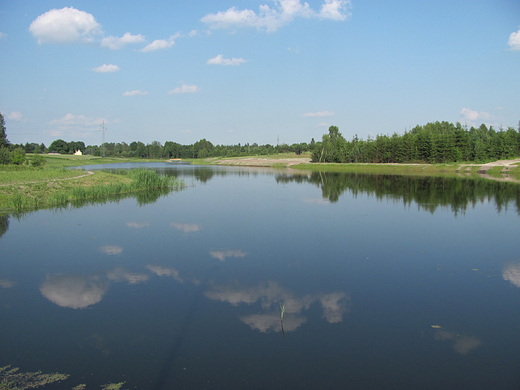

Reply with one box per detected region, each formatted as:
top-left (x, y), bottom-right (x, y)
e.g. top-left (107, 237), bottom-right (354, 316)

top-left (1, 164), bottom-right (520, 389)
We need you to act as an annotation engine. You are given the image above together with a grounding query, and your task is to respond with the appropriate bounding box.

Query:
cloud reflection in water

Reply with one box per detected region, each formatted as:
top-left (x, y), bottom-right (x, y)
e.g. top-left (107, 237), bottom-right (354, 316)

top-left (40, 275), bottom-right (108, 309)
top-left (205, 281), bottom-right (350, 332)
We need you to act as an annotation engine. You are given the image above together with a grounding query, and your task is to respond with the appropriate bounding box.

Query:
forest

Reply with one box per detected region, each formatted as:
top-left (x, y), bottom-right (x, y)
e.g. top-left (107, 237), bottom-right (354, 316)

top-left (312, 122), bottom-right (520, 164)
top-left (1, 110), bottom-right (520, 164)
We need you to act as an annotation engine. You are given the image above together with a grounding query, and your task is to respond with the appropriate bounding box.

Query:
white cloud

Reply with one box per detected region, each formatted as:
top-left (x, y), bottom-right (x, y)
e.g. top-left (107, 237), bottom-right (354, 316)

top-left (50, 113), bottom-right (104, 129)
top-left (207, 54), bottom-right (247, 66)
top-left (319, 0), bottom-right (350, 20)
top-left (140, 34), bottom-right (179, 52)
top-left (0, 32), bottom-right (6, 39)
top-left (201, 0), bottom-right (351, 32)
top-left (168, 84), bottom-right (200, 94)
top-left (29, 7), bottom-right (102, 44)
top-left (7, 111), bottom-right (23, 121)
top-left (303, 111), bottom-right (334, 117)
top-left (123, 90), bottom-right (147, 96)
top-left (101, 32), bottom-right (145, 50)
top-left (92, 64), bottom-right (120, 73)
top-left (508, 29), bottom-right (520, 51)
top-left (460, 108), bottom-right (490, 122)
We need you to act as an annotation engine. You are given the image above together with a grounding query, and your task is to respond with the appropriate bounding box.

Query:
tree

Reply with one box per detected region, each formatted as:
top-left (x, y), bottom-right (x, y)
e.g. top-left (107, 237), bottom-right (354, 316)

top-left (10, 147), bottom-right (26, 165)
top-left (48, 139), bottom-right (70, 154)
top-left (0, 113), bottom-right (8, 148)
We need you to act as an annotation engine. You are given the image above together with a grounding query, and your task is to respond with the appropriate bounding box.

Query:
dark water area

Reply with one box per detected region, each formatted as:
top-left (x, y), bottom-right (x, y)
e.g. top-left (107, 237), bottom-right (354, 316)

top-left (1, 163), bottom-right (520, 389)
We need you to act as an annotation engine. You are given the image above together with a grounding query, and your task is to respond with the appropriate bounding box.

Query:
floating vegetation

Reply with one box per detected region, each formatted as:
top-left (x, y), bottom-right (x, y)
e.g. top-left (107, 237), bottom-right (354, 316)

top-left (0, 365), bottom-right (69, 390)
top-left (0, 365), bottom-right (126, 390)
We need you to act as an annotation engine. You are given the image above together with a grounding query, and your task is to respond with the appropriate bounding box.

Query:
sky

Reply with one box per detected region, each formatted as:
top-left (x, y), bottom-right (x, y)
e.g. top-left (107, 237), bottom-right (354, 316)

top-left (0, 0), bottom-right (519, 147)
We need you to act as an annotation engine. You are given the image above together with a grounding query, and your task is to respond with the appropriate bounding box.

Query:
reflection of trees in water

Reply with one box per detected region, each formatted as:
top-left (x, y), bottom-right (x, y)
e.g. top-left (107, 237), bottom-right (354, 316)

top-left (277, 172), bottom-right (520, 214)
top-left (0, 215), bottom-right (9, 239)
top-left (159, 166), bottom-right (270, 183)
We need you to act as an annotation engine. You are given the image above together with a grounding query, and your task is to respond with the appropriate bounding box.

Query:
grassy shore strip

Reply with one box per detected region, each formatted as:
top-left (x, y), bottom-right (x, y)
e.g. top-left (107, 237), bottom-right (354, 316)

top-left (293, 162), bottom-right (520, 179)
top-left (0, 169), bottom-right (182, 213)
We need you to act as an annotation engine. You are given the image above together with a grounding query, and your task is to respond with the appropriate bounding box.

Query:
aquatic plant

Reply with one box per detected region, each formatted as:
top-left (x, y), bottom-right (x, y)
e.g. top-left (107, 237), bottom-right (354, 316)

top-left (0, 365), bottom-right (69, 390)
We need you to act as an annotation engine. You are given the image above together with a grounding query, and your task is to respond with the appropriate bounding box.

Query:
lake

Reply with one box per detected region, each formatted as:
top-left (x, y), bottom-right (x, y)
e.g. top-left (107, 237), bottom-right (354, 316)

top-left (1, 163), bottom-right (520, 390)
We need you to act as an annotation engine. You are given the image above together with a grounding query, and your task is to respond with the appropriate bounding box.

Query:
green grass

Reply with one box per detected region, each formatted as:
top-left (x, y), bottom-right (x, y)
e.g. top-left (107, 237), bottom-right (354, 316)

top-left (0, 168), bottom-right (183, 213)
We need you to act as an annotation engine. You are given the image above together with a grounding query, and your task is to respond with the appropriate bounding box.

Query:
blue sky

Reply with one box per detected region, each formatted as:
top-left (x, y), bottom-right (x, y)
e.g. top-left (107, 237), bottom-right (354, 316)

top-left (0, 0), bottom-right (519, 147)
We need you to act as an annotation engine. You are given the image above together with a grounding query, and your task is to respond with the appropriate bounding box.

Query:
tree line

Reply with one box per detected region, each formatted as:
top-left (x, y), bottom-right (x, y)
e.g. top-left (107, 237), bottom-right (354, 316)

top-left (29, 138), bottom-right (313, 159)
top-left (312, 122), bottom-right (520, 164)
top-left (2, 110), bottom-right (520, 165)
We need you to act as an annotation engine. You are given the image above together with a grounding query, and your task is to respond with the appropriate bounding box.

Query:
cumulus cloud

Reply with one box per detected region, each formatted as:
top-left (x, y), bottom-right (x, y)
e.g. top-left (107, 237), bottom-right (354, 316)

top-left (101, 32), bottom-right (145, 50)
top-left (201, 0), bottom-right (351, 32)
top-left (508, 29), bottom-right (520, 51)
top-left (49, 113), bottom-right (105, 130)
top-left (7, 111), bottom-right (23, 121)
top-left (171, 222), bottom-right (201, 232)
top-left (460, 108), bottom-right (490, 122)
top-left (207, 54), bottom-right (247, 66)
top-left (40, 274), bottom-right (108, 309)
top-left (168, 84), bottom-right (200, 94)
top-left (92, 64), bottom-right (120, 73)
top-left (140, 34), bottom-right (179, 52)
top-left (29, 7), bottom-right (102, 44)
top-left (123, 90), bottom-right (147, 96)
top-left (210, 249), bottom-right (247, 261)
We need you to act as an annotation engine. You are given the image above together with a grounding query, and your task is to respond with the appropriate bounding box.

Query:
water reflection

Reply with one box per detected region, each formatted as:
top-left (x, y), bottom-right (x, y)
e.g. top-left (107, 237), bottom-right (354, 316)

top-left (502, 262), bottom-right (520, 287)
top-left (205, 281), bottom-right (350, 333)
top-left (99, 245), bottom-right (124, 255)
top-left (126, 221), bottom-right (150, 229)
top-left (434, 329), bottom-right (482, 355)
top-left (40, 274), bottom-right (108, 309)
top-left (106, 268), bottom-right (150, 284)
top-left (276, 172), bottom-right (520, 214)
top-left (0, 278), bottom-right (16, 288)
top-left (209, 249), bottom-right (247, 261)
top-left (0, 215), bottom-right (8, 239)
top-left (146, 265), bottom-right (185, 283)
top-left (170, 222), bottom-right (201, 233)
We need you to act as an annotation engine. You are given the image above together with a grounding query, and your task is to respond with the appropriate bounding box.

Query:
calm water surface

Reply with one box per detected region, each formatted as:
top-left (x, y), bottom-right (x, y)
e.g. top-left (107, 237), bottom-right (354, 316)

top-left (1, 163), bottom-right (520, 390)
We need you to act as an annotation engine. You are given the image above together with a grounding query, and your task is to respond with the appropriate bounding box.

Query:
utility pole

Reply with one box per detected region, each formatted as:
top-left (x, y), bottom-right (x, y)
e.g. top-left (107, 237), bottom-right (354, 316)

top-left (100, 121), bottom-right (107, 157)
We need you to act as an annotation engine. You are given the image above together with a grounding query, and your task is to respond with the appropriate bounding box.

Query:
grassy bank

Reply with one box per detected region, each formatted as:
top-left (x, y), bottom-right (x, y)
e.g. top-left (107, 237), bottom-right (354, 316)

top-left (293, 162), bottom-right (520, 179)
top-left (0, 167), bottom-right (183, 214)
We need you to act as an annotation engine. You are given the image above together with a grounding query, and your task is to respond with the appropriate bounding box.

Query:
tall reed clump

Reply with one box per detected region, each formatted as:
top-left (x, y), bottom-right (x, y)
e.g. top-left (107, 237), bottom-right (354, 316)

top-left (127, 169), bottom-right (176, 190)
